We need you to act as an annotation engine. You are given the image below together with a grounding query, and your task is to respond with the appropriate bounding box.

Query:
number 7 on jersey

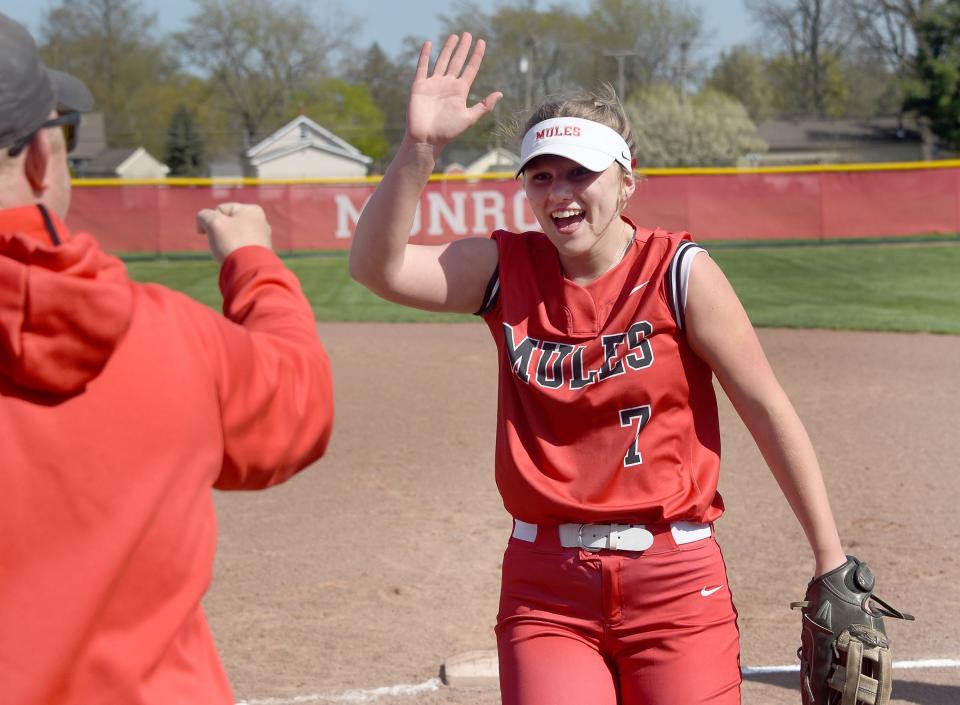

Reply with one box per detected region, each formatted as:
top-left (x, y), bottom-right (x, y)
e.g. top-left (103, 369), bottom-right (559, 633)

top-left (619, 405), bottom-right (651, 467)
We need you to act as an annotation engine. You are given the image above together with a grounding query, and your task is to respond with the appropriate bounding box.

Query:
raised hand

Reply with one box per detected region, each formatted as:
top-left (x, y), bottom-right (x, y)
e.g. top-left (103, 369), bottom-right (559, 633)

top-left (406, 33), bottom-right (503, 154)
top-left (196, 203), bottom-right (273, 263)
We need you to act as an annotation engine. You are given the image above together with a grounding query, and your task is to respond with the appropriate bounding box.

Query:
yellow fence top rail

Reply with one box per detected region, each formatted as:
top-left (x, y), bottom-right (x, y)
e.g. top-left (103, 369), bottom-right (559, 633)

top-left (71, 159), bottom-right (960, 187)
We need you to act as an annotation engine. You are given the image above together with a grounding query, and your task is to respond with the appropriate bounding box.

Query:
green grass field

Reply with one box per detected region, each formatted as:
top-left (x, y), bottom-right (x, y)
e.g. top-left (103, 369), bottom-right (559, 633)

top-left (125, 241), bottom-right (960, 333)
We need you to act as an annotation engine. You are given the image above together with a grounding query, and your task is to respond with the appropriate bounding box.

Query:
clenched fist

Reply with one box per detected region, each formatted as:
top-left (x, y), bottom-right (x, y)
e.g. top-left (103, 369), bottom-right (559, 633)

top-left (196, 203), bottom-right (273, 262)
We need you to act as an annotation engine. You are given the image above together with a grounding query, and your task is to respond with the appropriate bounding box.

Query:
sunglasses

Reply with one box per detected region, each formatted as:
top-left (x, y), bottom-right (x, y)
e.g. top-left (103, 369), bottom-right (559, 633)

top-left (7, 110), bottom-right (81, 158)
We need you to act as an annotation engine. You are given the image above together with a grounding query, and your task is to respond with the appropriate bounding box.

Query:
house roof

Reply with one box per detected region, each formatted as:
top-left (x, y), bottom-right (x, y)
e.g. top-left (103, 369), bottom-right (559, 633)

top-left (86, 147), bottom-right (140, 174)
top-left (465, 147), bottom-right (520, 173)
top-left (84, 147), bottom-right (169, 177)
top-left (246, 114), bottom-right (373, 166)
top-left (757, 118), bottom-right (921, 152)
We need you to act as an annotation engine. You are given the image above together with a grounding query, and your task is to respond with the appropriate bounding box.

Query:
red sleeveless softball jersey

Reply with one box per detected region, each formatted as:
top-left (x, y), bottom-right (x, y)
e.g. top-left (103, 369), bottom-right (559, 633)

top-left (479, 222), bottom-right (724, 525)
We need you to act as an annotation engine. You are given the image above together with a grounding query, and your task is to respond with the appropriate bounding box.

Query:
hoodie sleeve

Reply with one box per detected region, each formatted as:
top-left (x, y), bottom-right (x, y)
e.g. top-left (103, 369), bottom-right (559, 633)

top-left (206, 246), bottom-right (333, 490)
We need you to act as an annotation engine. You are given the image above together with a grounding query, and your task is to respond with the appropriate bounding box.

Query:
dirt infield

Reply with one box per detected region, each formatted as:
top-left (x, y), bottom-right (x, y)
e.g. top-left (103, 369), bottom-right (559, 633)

top-left (207, 324), bottom-right (960, 704)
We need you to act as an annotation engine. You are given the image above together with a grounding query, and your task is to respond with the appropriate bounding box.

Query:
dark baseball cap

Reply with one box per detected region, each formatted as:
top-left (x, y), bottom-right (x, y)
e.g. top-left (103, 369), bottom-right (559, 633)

top-left (0, 13), bottom-right (94, 152)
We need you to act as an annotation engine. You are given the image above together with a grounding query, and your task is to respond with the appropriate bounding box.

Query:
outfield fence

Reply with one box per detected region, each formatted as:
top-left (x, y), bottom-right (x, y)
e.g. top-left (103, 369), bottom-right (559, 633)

top-left (68, 160), bottom-right (960, 254)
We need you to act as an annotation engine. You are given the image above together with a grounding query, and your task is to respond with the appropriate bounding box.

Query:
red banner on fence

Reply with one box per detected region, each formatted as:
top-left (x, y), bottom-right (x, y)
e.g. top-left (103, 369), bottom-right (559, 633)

top-left (66, 166), bottom-right (960, 254)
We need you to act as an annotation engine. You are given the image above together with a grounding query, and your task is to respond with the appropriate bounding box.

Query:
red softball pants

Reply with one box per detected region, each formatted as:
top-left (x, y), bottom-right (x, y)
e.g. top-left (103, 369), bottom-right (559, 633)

top-left (496, 522), bottom-right (742, 705)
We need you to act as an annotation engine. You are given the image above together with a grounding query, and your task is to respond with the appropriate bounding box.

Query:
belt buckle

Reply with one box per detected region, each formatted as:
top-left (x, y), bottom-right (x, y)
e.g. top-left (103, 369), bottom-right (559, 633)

top-left (577, 523), bottom-right (605, 553)
top-left (578, 523), bottom-right (653, 552)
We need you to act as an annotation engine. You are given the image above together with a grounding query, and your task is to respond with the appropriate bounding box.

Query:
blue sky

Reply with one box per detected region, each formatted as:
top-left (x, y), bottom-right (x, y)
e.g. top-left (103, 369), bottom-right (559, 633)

top-left (1, 0), bottom-right (756, 65)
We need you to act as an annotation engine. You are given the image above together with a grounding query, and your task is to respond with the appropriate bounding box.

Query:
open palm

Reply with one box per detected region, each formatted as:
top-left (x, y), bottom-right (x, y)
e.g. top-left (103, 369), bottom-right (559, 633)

top-left (407, 33), bottom-right (503, 150)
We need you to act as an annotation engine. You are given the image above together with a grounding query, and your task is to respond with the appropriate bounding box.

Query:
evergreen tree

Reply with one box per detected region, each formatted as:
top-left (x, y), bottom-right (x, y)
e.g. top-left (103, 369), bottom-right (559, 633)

top-left (164, 105), bottom-right (208, 177)
top-left (903, 1), bottom-right (960, 151)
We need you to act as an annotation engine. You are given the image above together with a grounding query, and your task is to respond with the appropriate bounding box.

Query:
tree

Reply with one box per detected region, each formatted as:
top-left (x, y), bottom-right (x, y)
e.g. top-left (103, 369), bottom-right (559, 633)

top-left (176, 0), bottom-right (360, 149)
top-left (578, 0), bottom-right (705, 98)
top-left (746, 0), bottom-right (855, 117)
top-left (292, 79), bottom-right (390, 165)
top-left (837, 46), bottom-right (902, 118)
top-left (39, 0), bottom-right (179, 152)
top-left (439, 0), bottom-right (705, 109)
top-left (765, 50), bottom-right (849, 118)
top-left (432, 0), bottom-right (707, 163)
top-left (846, 1), bottom-right (949, 154)
top-left (342, 43), bottom-right (412, 163)
top-left (431, 3), bottom-right (575, 161)
top-left (164, 105), bottom-right (207, 177)
top-left (902, 1), bottom-right (960, 151)
top-left (626, 85), bottom-right (767, 167)
top-left (705, 46), bottom-right (774, 121)
top-left (438, 1), bottom-right (587, 125)
top-left (846, 0), bottom-right (938, 75)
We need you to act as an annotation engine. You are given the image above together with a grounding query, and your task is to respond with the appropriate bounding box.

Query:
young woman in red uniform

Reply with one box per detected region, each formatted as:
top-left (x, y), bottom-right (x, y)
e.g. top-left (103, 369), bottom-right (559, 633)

top-left (349, 33), bottom-right (847, 705)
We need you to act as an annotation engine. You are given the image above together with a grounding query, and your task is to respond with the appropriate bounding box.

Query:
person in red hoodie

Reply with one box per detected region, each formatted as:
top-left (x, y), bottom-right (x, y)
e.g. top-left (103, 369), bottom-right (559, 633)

top-left (0, 14), bottom-right (334, 705)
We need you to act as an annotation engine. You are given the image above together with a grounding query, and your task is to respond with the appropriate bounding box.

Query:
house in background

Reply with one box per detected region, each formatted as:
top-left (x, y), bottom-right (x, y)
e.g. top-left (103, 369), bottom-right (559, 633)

top-left (208, 158), bottom-right (245, 178)
top-left (745, 118), bottom-right (925, 166)
top-left (70, 111), bottom-right (170, 178)
top-left (245, 114), bottom-right (373, 179)
top-left (84, 147), bottom-right (170, 179)
top-left (464, 147), bottom-right (520, 174)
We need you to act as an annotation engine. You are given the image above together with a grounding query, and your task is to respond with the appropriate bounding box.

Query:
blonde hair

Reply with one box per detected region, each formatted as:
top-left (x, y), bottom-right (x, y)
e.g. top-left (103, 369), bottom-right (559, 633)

top-left (515, 83), bottom-right (637, 159)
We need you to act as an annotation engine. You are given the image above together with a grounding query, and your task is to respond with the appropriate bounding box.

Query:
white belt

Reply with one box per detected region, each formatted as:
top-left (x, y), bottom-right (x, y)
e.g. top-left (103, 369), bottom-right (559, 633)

top-left (512, 519), bottom-right (712, 553)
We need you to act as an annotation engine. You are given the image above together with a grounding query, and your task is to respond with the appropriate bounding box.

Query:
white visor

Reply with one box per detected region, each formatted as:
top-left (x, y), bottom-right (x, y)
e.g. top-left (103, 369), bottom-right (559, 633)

top-left (517, 117), bottom-right (632, 176)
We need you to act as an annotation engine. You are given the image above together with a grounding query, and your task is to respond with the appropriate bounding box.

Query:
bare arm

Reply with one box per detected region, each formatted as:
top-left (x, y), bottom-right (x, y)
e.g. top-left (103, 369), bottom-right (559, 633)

top-left (349, 33), bottom-right (502, 314)
top-left (685, 254), bottom-right (847, 577)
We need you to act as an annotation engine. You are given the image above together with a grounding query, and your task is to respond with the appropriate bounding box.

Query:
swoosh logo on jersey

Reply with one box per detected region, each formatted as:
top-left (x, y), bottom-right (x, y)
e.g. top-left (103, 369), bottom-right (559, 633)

top-left (700, 586), bottom-right (723, 597)
top-left (629, 280), bottom-right (650, 296)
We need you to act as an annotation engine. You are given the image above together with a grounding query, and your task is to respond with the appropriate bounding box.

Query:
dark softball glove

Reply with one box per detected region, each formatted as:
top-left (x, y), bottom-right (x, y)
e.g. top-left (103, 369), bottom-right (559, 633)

top-left (791, 555), bottom-right (914, 705)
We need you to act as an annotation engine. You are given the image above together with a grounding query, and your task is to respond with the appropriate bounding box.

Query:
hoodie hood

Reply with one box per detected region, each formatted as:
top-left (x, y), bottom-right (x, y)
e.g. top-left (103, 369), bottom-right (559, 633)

top-left (0, 206), bottom-right (133, 395)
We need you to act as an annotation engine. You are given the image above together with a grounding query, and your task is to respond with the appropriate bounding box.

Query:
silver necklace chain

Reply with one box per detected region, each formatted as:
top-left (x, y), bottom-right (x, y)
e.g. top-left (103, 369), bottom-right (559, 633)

top-left (604, 229), bottom-right (634, 274)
